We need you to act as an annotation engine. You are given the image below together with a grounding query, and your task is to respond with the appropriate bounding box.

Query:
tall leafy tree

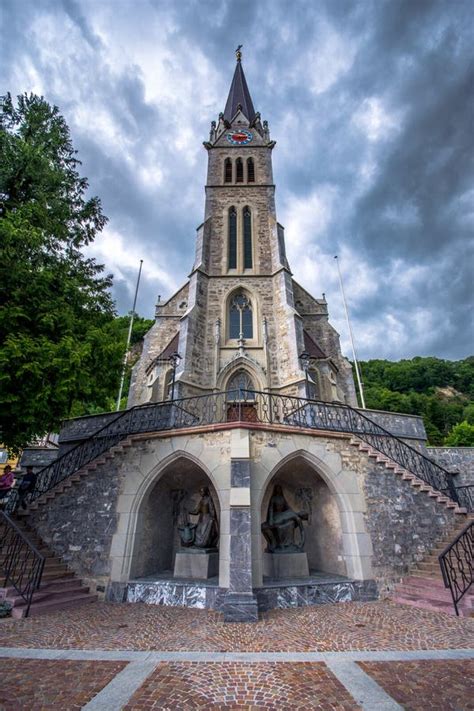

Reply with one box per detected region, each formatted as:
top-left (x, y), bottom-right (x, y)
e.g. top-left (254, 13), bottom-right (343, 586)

top-left (0, 93), bottom-right (123, 450)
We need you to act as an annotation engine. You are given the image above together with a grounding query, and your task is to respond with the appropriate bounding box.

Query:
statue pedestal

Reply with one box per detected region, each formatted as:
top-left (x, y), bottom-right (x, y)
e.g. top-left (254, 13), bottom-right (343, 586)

top-left (174, 550), bottom-right (219, 580)
top-left (263, 552), bottom-right (309, 579)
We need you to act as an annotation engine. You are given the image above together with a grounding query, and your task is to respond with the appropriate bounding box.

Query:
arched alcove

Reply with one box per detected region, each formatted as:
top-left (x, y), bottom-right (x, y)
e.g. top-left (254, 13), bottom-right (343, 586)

top-left (260, 455), bottom-right (346, 577)
top-left (129, 457), bottom-right (220, 580)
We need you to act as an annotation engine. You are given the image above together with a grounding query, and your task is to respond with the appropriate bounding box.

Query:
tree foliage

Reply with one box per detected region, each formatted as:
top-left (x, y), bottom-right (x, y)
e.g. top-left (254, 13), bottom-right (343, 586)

top-left (358, 356), bottom-right (474, 445)
top-left (444, 421), bottom-right (474, 447)
top-left (0, 93), bottom-right (124, 450)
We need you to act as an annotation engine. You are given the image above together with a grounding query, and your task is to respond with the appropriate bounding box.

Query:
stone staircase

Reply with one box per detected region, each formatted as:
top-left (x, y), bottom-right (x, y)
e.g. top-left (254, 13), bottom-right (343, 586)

top-left (17, 437), bottom-right (133, 515)
top-left (391, 514), bottom-right (474, 616)
top-left (0, 518), bottom-right (97, 618)
top-left (349, 437), bottom-right (473, 616)
top-left (349, 437), bottom-right (467, 516)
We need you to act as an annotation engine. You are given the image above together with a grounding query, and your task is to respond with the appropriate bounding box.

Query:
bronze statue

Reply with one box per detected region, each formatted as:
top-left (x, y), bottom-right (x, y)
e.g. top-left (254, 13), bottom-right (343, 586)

top-left (261, 484), bottom-right (308, 553)
top-left (178, 486), bottom-right (219, 550)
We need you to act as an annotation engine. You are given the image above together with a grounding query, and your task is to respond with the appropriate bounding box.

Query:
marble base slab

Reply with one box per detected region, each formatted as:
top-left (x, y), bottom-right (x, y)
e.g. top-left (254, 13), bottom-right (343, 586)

top-left (174, 551), bottom-right (219, 579)
top-left (263, 552), bottom-right (309, 579)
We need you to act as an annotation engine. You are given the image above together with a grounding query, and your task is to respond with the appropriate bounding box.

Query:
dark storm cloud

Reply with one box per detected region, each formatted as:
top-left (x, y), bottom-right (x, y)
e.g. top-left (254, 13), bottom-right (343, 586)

top-left (2, 0), bottom-right (473, 359)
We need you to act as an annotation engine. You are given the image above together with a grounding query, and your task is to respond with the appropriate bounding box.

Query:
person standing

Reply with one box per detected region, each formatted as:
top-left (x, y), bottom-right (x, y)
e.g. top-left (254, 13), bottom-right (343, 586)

top-left (18, 466), bottom-right (37, 510)
top-left (0, 465), bottom-right (14, 506)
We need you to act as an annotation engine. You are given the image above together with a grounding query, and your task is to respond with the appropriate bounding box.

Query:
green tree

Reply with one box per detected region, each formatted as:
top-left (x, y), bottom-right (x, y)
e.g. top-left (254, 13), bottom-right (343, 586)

top-left (444, 421), bottom-right (474, 447)
top-left (0, 93), bottom-right (123, 450)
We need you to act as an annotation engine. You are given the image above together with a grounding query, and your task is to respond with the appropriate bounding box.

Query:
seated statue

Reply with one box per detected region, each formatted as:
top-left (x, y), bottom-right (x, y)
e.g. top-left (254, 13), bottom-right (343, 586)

top-left (261, 484), bottom-right (308, 553)
top-left (178, 486), bottom-right (219, 550)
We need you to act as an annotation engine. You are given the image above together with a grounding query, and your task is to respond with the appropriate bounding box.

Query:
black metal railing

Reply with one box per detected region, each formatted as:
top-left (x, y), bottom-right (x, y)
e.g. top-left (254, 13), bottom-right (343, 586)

top-left (439, 521), bottom-right (473, 616)
top-left (452, 486), bottom-right (474, 513)
top-left (0, 512), bottom-right (45, 617)
top-left (5, 388), bottom-right (460, 513)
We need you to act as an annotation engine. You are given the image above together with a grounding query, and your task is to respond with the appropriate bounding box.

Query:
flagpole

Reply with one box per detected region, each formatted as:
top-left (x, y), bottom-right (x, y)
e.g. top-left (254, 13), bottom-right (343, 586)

top-left (334, 255), bottom-right (366, 409)
top-left (116, 259), bottom-right (143, 411)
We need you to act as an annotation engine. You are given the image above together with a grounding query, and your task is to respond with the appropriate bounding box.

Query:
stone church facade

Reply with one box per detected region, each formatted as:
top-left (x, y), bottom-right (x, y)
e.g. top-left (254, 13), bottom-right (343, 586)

top-left (12, 53), bottom-right (470, 622)
top-left (127, 53), bottom-right (356, 409)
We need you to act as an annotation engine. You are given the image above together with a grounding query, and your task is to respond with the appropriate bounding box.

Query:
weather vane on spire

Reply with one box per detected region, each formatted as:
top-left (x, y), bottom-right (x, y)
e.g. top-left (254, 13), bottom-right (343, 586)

top-left (236, 45), bottom-right (243, 61)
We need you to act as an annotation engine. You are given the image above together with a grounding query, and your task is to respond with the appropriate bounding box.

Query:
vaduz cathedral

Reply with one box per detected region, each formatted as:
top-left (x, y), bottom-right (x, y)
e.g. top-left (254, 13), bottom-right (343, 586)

top-left (6, 52), bottom-right (471, 621)
top-left (128, 50), bottom-right (356, 409)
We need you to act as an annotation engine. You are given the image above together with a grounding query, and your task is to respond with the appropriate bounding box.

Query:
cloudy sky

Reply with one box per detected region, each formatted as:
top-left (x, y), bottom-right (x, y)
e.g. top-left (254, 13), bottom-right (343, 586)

top-left (2, 0), bottom-right (473, 360)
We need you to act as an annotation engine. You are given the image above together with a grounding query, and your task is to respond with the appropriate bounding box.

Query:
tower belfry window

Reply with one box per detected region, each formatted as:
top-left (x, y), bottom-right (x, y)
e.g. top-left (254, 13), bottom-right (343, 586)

top-left (236, 158), bottom-right (243, 183)
top-left (229, 292), bottom-right (253, 339)
top-left (247, 158), bottom-right (255, 183)
top-left (228, 207), bottom-right (237, 269)
top-left (243, 206), bottom-right (252, 269)
top-left (224, 158), bottom-right (232, 183)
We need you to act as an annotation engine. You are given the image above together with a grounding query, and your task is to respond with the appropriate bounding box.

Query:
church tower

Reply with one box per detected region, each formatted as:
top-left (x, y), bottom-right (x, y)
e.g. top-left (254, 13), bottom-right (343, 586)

top-left (128, 50), bottom-right (357, 408)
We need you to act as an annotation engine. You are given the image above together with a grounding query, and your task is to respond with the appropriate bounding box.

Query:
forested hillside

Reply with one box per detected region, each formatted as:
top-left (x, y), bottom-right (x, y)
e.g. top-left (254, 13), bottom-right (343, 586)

top-left (357, 357), bottom-right (474, 445)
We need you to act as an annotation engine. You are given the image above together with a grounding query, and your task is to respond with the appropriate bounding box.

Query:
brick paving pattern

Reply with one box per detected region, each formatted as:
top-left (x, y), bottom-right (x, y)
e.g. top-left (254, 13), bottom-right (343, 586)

top-left (359, 659), bottom-right (474, 711)
top-left (0, 600), bottom-right (472, 651)
top-left (123, 661), bottom-right (360, 710)
top-left (0, 658), bottom-right (127, 710)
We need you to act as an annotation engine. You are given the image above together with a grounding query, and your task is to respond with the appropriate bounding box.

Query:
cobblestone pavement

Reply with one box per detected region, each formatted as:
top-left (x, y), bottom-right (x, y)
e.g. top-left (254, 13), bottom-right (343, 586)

top-left (359, 659), bottom-right (474, 710)
top-left (123, 661), bottom-right (360, 710)
top-left (0, 600), bottom-right (472, 651)
top-left (0, 601), bottom-right (473, 710)
top-left (0, 658), bottom-right (127, 710)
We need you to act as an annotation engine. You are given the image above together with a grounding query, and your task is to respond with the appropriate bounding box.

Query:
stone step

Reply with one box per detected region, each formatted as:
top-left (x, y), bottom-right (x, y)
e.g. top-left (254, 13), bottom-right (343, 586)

top-left (0, 577), bottom-right (84, 598)
top-left (395, 584), bottom-right (459, 604)
top-left (6, 582), bottom-right (90, 608)
top-left (11, 591), bottom-right (98, 618)
top-left (392, 594), bottom-right (459, 616)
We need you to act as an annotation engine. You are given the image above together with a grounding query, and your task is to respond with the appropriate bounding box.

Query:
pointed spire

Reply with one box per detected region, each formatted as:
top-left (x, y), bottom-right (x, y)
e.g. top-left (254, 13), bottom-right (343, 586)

top-left (223, 47), bottom-right (256, 123)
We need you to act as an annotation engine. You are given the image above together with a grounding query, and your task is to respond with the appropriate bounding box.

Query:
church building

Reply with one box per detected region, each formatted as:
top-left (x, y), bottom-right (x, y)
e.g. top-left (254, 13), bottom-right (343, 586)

top-left (6, 51), bottom-right (469, 622)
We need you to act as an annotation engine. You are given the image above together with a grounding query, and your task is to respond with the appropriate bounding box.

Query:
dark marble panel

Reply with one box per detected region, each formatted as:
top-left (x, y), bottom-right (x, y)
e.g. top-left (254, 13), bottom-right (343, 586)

top-left (125, 581), bottom-right (227, 609)
top-left (254, 579), bottom-right (378, 612)
top-left (231, 459), bottom-right (251, 487)
top-left (222, 592), bottom-right (259, 623)
top-left (106, 581), bottom-right (127, 603)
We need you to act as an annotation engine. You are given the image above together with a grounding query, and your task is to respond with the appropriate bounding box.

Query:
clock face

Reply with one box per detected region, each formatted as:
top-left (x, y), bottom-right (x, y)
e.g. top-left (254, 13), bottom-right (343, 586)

top-left (226, 129), bottom-right (253, 145)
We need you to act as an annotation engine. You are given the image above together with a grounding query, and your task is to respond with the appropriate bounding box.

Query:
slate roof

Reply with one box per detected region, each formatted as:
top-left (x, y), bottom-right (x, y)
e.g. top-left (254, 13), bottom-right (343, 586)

top-left (303, 330), bottom-right (327, 359)
top-left (223, 60), bottom-right (256, 123)
top-left (146, 332), bottom-right (179, 374)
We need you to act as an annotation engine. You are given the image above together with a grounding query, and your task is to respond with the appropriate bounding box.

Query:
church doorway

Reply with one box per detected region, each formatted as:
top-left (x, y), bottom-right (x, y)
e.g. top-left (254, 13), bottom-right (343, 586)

top-left (226, 369), bottom-right (258, 422)
top-left (260, 455), bottom-right (347, 579)
top-left (129, 457), bottom-right (220, 581)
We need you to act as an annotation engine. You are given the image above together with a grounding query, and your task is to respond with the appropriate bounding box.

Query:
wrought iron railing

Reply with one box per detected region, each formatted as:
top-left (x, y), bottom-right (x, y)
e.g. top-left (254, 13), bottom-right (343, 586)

top-left (451, 486), bottom-right (474, 513)
top-left (0, 512), bottom-right (45, 617)
top-left (6, 388), bottom-right (460, 513)
top-left (439, 521), bottom-right (473, 616)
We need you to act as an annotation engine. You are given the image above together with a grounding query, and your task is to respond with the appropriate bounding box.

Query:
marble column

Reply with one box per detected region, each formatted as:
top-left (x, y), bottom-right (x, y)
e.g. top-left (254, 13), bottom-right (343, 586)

top-left (222, 454), bottom-right (258, 623)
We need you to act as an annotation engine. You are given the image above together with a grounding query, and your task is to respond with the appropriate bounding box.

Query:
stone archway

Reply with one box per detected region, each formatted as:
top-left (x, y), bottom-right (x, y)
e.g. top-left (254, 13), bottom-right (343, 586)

top-left (260, 455), bottom-right (346, 579)
top-left (129, 456), bottom-right (220, 580)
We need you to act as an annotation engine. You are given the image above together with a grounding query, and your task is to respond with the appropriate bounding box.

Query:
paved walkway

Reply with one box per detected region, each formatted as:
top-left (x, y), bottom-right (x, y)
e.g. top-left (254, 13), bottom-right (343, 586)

top-left (0, 601), bottom-right (473, 709)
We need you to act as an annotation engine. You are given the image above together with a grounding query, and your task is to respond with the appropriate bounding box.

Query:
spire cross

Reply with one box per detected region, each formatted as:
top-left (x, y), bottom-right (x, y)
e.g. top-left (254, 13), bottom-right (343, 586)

top-left (235, 45), bottom-right (242, 62)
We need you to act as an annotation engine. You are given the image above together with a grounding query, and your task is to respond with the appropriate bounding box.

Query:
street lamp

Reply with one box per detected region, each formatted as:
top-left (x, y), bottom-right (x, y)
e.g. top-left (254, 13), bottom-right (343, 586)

top-left (168, 352), bottom-right (182, 402)
top-left (299, 351), bottom-right (311, 399)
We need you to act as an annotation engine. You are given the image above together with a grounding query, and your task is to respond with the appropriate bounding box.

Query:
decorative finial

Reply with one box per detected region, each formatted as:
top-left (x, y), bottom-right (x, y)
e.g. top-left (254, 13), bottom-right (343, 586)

top-left (236, 45), bottom-right (243, 62)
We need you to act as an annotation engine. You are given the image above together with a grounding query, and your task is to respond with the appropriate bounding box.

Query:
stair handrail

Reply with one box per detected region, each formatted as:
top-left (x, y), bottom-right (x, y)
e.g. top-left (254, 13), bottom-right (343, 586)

top-left (7, 389), bottom-right (459, 514)
top-left (438, 520), bottom-right (473, 616)
top-left (0, 511), bottom-right (45, 617)
top-left (5, 405), bottom-right (135, 513)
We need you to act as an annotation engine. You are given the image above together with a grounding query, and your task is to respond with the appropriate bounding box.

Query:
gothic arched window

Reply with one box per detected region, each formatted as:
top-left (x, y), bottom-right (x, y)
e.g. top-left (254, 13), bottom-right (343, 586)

top-left (243, 206), bottom-right (252, 269)
top-left (236, 157), bottom-right (243, 183)
top-left (229, 292), bottom-right (253, 339)
top-left (227, 370), bottom-right (255, 399)
top-left (224, 158), bottom-right (232, 183)
top-left (228, 207), bottom-right (237, 269)
top-left (247, 157), bottom-right (255, 183)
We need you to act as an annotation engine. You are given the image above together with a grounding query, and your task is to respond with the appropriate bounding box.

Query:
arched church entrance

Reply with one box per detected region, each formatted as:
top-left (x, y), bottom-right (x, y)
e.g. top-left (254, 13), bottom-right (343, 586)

top-left (129, 457), bottom-right (220, 581)
top-left (260, 455), bottom-right (346, 580)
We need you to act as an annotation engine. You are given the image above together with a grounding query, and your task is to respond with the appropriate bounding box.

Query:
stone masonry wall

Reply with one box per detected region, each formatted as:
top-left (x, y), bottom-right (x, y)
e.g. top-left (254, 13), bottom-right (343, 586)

top-left (427, 447), bottom-right (474, 486)
top-left (28, 456), bottom-right (124, 588)
top-left (363, 460), bottom-right (458, 592)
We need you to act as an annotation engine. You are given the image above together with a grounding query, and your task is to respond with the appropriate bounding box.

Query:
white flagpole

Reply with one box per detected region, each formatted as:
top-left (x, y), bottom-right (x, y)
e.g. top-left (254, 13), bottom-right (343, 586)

top-left (334, 255), bottom-right (366, 409)
top-left (116, 259), bottom-right (144, 411)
